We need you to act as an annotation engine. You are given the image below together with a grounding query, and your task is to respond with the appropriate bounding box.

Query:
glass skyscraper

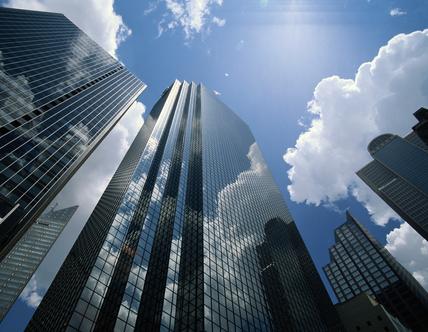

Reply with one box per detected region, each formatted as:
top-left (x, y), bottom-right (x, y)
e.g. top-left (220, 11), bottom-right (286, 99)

top-left (357, 110), bottom-right (428, 242)
top-left (324, 212), bottom-right (428, 331)
top-left (27, 81), bottom-right (341, 331)
top-left (0, 205), bottom-right (77, 321)
top-left (0, 7), bottom-right (146, 259)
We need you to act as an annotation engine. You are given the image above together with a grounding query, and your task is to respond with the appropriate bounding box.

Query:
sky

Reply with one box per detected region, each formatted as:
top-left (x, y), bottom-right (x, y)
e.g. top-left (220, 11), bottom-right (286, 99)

top-left (1, 0), bottom-right (428, 331)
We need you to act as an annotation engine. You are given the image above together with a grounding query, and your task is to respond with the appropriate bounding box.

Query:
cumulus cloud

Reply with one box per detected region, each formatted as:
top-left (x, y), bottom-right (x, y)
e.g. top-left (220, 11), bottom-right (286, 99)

top-left (386, 223), bottom-right (428, 290)
top-left (390, 8), bottom-right (407, 17)
top-left (284, 29), bottom-right (428, 290)
top-left (19, 276), bottom-right (42, 309)
top-left (147, 0), bottom-right (225, 39)
top-left (283, 29), bottom-right (428, 226)
top-left (5, 0), bottom-right (131, 58)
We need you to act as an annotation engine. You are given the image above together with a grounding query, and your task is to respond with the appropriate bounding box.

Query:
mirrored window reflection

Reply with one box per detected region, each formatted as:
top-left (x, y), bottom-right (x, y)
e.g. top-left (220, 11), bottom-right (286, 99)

top-left (201, 86), bottom-right (291, 331)
top-left (114, 83), bottom-right (189, 332)
top-left (28, 82), bottom-right (332, 332)
top-left (65, 83), bottom-right (181, 332)
top-left (0, 7), bottom-right (145, 221)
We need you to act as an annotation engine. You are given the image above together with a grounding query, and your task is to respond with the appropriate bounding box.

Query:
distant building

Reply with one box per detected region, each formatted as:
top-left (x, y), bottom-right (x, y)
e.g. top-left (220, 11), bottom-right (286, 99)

top-left (323, 212), bottom-right (428, 331)
top-left (0, 7), bottom-right (145, 261)
top-left (27, 81), bottom-right (341, 331)
top-left (336, 293), bottom-right (410, 332)
top-left (412, 107), bottom-right (428, 146)
top-left (0, 205), bottom-right (77, 321)
top-left (357, 109), bottom-right (428, 241)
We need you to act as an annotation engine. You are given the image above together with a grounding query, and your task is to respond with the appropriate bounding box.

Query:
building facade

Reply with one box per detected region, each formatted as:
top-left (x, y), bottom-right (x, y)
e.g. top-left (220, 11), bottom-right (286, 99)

top-left (336, 293), bottom-right (410, 332)
top-left (357, 110), bottom-right (428, 241)
top-left (0, 205), bottom-right (77, 321)
top-left (0, 7), bottom-right (146, 259)
top-left (27, 81), bottom-right (341, 331)
top-left (324, 212), bottom-right (428, 331)
top-left (257, 218), bottom-right (343, 331)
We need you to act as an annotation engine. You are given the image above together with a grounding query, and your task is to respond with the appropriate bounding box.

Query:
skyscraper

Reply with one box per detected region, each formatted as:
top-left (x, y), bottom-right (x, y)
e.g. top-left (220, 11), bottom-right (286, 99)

top-left (0, 7), bottom-right (146, 259)
top-left (0, 205), bottom-right (78, 321)
top-left (323, 212), bottom-right (428, 331)
top-left (357, 110), bottom-right (428, 241)
top-left (27, 81), bottom-right (341, 331)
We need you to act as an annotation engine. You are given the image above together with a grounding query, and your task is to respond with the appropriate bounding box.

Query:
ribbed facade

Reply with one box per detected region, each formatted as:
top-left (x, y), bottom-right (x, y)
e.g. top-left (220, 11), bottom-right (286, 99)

top-left (357, 129), bottom-right (428, 242)
top-left (323, 212), bottom-right (428, 331)
top-left (27, 81), bottom-right (339, 331)
top-left (0, 7), bottom-right (146, 258)
top-left (0, 205), bottom-right (77, 321)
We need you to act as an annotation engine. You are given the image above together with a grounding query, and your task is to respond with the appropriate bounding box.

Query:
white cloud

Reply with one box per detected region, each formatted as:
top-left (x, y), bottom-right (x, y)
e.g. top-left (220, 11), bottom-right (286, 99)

top-left (390, 8), bottom-right (407, 17)
top-left (144, 1), bottom-right (158, 16)
top-left (19, 276), bottom-right (42, 309)
top-left (212, 16), bottom-right (225, 27)
top-left (224, 72), bottom-right (229, 77)
top-left (213, 90), bottom-right (221, 95)
top-left (5, 0), bottom-right (131, 58)
top-left (236, 39), bottom-right (245, 51)
top-left (385, 223), bottom-right (428, 290)
top-left (351, 180), bottom-right (400, 226)
top-left (297, 117), bottom-right (307, 128)
top-left (283, 29), bottom-right (428, 225)
top-left (284, 29), bottom-right (428, 291)
top-left (148, 0), bottom-right (225, 39)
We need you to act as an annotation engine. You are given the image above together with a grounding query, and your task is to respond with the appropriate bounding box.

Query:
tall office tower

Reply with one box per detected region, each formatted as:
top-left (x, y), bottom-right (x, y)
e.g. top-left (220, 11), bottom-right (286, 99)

top-left (0, 205), bottom-right (77, 321)
top-left (323, 212), bottom-right (428, 331)
top-left (0, 7), bottom-right (146, 259)
top-left (357, 110), bottom-right (428, 242)
top-left (27, 81), bottom-right (341, 332)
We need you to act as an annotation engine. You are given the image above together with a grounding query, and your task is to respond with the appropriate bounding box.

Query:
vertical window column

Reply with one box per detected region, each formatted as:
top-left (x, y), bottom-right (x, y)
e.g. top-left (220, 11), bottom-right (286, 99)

top-left (174, 85), bottom-right (204, 332)
top-left (93, 85), bottom-right (182, 332)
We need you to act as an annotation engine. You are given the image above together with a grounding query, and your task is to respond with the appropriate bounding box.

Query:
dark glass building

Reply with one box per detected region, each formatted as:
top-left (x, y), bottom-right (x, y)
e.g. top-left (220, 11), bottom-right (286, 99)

top-left (357, 110), bottom-right (428, 242)
top-left (412, 107), bottom-right (428, 146)
top-left (335, 293), bottom-right (411, 332)
top-left (27, 81), bottom-right (341, 331)
top-left (257, 218), bottom-right (343, 331)
top-left (0, 7), bottom-right (146, 259)
top-left (323, 212), bottom-right (428, 331)
top-left (0, 205), bottom-right (77, 321)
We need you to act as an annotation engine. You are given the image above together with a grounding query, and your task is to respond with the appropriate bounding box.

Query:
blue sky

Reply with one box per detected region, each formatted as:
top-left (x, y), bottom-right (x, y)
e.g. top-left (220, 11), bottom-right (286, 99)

top-left (1, 0), bottom-right (428, 331)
